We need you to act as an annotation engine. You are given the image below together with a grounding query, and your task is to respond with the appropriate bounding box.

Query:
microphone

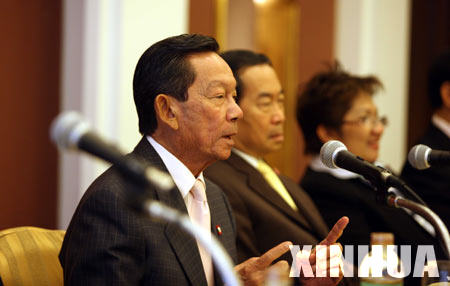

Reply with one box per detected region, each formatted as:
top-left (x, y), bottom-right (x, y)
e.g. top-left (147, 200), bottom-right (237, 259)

top-left (320, 140), bottom-right (412, 194)
top-left (50, 111), bottom-right (174, 192)
top-left (51, 112), bottom-right (241, 285)
top-left (408, 144), bottom-right (450, 170)
top-left (320, 140), bottom-right (386, 186)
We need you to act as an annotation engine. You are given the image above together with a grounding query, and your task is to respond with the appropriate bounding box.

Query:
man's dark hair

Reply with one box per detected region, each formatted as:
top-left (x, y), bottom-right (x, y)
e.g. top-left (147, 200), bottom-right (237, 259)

top-left (296, 62), bottom-right (383, 154)
top-left (220, 50), bottom-right (272, 103)
top-left (428, 49), bottom-right (450, 109)
top-left (133, 34), bottom-right (219, 135)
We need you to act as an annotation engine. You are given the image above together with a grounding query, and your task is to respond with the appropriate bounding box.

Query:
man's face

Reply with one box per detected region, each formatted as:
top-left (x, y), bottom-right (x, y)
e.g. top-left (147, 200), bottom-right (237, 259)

top-left (234, 64), bottom-right (285, 157)
top-left (174, 52), bottom-right (243, 167)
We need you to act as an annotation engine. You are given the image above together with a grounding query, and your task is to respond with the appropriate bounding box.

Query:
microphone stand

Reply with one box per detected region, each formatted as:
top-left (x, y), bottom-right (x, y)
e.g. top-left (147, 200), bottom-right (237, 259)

top-left (386, 195), bottom-right (450, 259)
top-left (343, 164), bottom-right (450, 259)
top-left (50, 112), bottom-right (241, 284)
top-left (144, 200), bottom-right (241, 286)
top-left (378, 167), bottom-right (428, 206)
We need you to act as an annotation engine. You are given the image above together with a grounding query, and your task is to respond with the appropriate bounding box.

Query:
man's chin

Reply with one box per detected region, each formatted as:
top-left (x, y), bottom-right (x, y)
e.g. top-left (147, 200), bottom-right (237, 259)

top-left (214, 149), bottom-right (232, 161)
top-left (269, 142), bottom-right (284, 153)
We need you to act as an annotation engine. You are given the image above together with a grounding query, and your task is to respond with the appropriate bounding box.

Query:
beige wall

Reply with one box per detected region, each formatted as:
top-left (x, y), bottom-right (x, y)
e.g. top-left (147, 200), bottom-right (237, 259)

top-left (58, 0), bottom-right (189, 229)
top-left (335, 0), bottom-right (411, 173)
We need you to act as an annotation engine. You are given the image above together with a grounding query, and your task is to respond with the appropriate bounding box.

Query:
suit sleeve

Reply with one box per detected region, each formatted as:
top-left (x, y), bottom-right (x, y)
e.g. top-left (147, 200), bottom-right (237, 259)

top-left (60, 183), bottom-right (147, 285)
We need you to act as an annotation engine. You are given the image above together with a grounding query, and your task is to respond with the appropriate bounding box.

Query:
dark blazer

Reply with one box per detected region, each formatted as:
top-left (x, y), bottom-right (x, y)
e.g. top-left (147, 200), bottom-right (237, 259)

top-left (59, 137), bottom-right (237, 286)
top-left (205, 152), bottom-right (329, 264)
top-left (301, 167), bottom-right (441, 253)
top-left (401, 123), bottom-right (450, 229)
top-left (301, 167), bottom-right (444, 285)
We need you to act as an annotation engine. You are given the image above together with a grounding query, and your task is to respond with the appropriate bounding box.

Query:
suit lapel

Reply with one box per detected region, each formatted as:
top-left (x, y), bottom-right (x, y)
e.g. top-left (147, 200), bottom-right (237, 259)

top-left (227, 153), bottom-right (312, 231)
top-left (206, 180), bottom-right (230, 286)
top-left (132, 137), bottom-right (207, 286)
top-left (206, 180), bottom-right (233, 250)
top-left (162, 190), bottom-right (207, 286)
top-left (284, 176), bottom-right (329, 239)
top-left (208, 185), bottom-right (225, 245)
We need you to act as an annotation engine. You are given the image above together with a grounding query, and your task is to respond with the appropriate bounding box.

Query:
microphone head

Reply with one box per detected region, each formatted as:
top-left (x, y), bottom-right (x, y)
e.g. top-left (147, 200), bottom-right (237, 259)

top-left (50, 111), bottom-right (90, 150)
top-left (320, 140), bottom-right (348, 169)
top-left (408, 144), bottom-right (431, 170)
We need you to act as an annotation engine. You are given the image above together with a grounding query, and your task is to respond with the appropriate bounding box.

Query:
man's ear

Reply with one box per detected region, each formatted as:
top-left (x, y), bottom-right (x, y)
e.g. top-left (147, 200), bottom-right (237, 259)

top-left (316, 124), bottom-right (340, 144)
top-left (154, 94), bottom-right (179, 130)
top-left (440, 81), bottom-right (450, 108)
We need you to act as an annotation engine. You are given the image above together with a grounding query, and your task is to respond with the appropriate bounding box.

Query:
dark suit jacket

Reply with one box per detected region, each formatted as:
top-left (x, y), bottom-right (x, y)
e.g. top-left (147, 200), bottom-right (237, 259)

top-left (401, 123), bottom-right (450, 229)
top-left (205, 152), bottom-right (329, 264)
top-left (301, 167), bottom-right (444, 285)
top-left (301, 168), bottom-right (442, 254)
top-left (59, 137), bottom-right (237, 285)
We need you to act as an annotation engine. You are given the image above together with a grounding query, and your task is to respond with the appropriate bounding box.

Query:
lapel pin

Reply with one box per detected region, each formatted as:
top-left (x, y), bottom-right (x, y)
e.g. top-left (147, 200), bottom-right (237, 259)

top-left (216, 225), bottom-right (222, 236)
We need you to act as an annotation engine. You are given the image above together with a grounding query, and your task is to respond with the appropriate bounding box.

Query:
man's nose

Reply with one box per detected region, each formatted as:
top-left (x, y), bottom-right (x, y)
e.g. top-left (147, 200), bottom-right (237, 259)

top-left (271, 104), bottom-right (285, 124)
top-left (228, 98), bottom-right (243, 122)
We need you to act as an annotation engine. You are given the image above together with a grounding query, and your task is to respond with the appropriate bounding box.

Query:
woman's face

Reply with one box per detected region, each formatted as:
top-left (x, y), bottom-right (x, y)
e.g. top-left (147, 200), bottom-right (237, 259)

top-left (337, 93), bottom-right (386, 163)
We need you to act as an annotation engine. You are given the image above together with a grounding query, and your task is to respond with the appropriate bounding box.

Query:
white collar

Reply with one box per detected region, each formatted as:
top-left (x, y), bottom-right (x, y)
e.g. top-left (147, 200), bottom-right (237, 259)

top-left (309, 155), bottom-right (360, 180)
top-left (232, 148), bottom-right (259, 169)
top-left (432, 114), bottom-right (450, 139)
top-left (310, 155), bottom-right (389, 181)
top-left (147, 136), bottom-right (204, 199)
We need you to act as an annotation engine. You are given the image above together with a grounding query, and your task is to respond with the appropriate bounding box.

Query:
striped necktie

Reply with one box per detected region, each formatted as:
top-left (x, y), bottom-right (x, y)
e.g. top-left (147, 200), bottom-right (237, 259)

top-left (188, 179), bottom-right (214, 286)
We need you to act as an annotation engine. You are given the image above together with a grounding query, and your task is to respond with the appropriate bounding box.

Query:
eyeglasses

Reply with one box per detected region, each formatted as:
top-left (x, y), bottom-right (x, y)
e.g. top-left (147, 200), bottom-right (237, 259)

top-left (342, 115), bottom-right (388, 128)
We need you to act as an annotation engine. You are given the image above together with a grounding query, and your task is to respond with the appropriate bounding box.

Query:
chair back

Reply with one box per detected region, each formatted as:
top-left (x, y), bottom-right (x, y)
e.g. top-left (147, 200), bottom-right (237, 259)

top-left (0, 226), bottom-right (65, 286)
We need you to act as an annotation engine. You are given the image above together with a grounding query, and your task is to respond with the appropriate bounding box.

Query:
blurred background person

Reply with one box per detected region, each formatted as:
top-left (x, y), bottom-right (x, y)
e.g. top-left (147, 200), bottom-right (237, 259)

top-left (401, 49), bottom-right (450, 229)
top-left (296, 63), bottom-right (438, 254)
top-left (205, 50), bottom-right (351, 286)
top-left (3, 1), bottom-right (447, 235)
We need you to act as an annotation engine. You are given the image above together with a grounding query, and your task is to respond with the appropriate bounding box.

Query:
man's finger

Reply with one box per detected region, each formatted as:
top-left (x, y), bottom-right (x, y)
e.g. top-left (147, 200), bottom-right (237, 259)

top-left (267, 261), bottom-right (292, 284)
top-left (257, 241), bottom-right (292, 268)
top-left (320, 216), bottom-right (349, 246)
top-left (271, 260), bottom-right (290, 273)
top-left (308, 250), bottom-right (316, 265)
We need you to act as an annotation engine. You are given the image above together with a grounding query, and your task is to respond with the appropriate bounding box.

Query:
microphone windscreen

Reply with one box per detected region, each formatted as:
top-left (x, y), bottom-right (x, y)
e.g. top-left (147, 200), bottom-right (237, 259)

top-left (408, 144), bottom-right (431, 170)
top-left (320, 140), bottom-right (347, 169)
top-left (50, 111), bottom-right (90, 150)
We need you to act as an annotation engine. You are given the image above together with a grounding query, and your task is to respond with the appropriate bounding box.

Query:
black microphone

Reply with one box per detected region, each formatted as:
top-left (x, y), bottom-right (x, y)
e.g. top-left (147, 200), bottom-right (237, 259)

top-left (51, 113), bottom-right (240, 283)
top-left (320, 140), bottom-right (411, 193)
top-left (50, 111), bottom-right (174, 191)
top-left (408, 144), bottom-right (450, 170)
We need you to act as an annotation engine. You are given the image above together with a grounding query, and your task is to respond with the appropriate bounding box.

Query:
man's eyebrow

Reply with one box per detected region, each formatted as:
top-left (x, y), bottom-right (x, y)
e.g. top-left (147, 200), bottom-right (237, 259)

top-left (257, 93), bottom-right (273, 99)
top-left (257, 90), bottom-right (285, 99)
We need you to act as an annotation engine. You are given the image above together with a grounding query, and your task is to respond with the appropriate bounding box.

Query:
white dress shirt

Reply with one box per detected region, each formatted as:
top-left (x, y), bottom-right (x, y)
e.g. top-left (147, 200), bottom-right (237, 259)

top-left (147, 136), bottom-right (214, 286)
top-left (146, 136), bottom-right (206, 210)
top-left (432, 114), bottom-right (450, 139)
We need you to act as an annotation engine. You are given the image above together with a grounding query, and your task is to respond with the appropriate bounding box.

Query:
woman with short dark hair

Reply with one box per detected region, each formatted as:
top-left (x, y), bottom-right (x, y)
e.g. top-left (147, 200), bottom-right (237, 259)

top-left (297, 63), bottom-right (439, 264)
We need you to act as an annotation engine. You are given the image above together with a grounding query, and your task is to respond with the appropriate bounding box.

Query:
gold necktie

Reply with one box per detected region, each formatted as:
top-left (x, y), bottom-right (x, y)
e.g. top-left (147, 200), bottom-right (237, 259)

top-left (257, 160), bottom-right (298, 210)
